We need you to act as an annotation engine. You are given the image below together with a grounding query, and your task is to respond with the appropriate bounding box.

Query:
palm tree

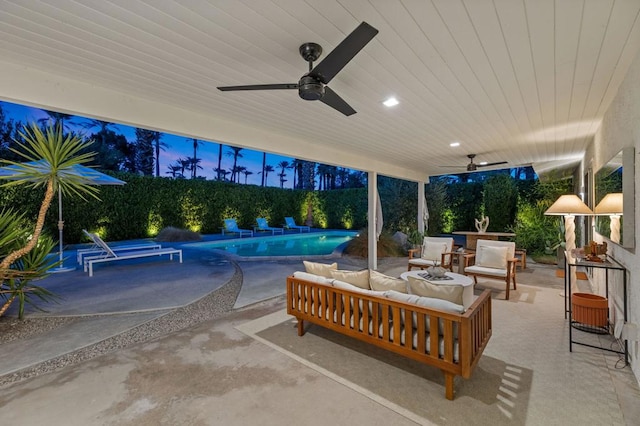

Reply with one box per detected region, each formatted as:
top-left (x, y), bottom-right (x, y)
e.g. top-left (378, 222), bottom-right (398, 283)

top-left (178, 158), bottom-right (190, 177)
top-left (153, 132), bottom-right (166, 177)
top-left (316, 164), bottom-right (328, 190)
top-left (292, 159), bottom-right (303, 189)
top-left (217, 144), bottom-right (223, 181)
top-left (225, 146), bottom-right (243, 183)
top-left (213, 167), bottom-right (230, 181)
top-left (278, 172), bottom-right (288, 188)
top-left (166, 164), bottom-right (182, 178)
top-left (0, 123), bottom-right (98, 317)
top-left (259, 164), bottom-right (275, 186)
top-left (186, 156), bottom-right (202, 179)
top-left (242, 169), bottom-right (254, 184)
top-left (188, 138), bottom-right (202, 178)
top-left (37, 111), bottom-right (77, 133)
top-left (277, 161), bottom-right (292, 188)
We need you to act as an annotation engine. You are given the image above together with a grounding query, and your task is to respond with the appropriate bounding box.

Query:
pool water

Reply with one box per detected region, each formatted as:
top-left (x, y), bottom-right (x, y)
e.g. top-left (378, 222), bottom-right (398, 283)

top-left (187, 231), bottom-right (358, 257)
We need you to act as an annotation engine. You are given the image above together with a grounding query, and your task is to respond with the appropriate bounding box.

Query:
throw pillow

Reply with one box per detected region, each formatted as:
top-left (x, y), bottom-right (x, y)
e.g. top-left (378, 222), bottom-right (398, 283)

top-left (292, 271), bottom-right (333, 285)
top-left (303, 261), bottom-right (338, 278)
top-left (407, 276), bottom-right (464, 305)
top-left (477, 246), bottom-right (508, 269)
top-left (329, 269), bottom-right (370, 289)
top-left (369, 270), bottom-right (407, 293)
top-left (421, 242), bottom-right (447, 261)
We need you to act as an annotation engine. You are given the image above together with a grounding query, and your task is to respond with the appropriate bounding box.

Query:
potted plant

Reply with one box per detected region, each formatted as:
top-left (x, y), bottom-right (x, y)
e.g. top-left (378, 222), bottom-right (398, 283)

top-left (0, 123), bottom-right (98, 318)
top-left (407, 230), bottom-right (424, 251)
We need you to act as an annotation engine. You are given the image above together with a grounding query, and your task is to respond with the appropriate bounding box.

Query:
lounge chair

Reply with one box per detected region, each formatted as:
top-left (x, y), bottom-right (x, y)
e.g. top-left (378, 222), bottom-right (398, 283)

top-left (77, 230), bottom-right (163, 264)
top-left (462, 239), bottom-right (518, 300)
top-left (221, 218), bottom-right (253, 237)
top-left (284, 217), bottom-right (310, 232)
top-left (82, 232), bottom-right (182, 277)
top-left (254, 218), bottom-right (284, 235)
top-left (407, 236), bottom-right (455, 272)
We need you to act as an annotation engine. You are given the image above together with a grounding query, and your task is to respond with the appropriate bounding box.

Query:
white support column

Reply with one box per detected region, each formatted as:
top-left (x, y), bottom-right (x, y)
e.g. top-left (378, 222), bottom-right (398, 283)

top-left (418, 181), bottom-right (426, 235)
top-left (368, 172), bottom-right (378, 270)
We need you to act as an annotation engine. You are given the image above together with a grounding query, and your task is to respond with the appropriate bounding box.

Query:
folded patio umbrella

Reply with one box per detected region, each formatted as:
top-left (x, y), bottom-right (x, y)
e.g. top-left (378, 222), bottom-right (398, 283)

top-left (0, 161), bottom-right (125, 272)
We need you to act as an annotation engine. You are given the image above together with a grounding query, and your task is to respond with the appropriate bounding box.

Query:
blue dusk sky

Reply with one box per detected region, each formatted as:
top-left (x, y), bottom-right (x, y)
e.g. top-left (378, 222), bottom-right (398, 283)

top-left (0, 100), bottom-right (300, 187)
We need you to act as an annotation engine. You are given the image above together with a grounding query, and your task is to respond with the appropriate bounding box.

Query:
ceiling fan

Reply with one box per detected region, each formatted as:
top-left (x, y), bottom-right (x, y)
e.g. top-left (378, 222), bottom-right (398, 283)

top-left (441, 154), bottom-right (508, 172)
top-left (217, 22), bottom-right (379, 116)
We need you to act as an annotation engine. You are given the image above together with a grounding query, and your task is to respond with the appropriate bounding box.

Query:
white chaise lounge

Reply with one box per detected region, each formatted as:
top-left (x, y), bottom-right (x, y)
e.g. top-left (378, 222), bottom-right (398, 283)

top-left (82, 232), bottom-right (182, 277)
top-left (77, 230), bottom-right (162, 264)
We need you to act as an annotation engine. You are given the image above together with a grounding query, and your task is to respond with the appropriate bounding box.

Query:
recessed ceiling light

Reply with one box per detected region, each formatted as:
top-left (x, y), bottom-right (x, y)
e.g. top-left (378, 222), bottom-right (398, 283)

top-left (479, 161), bottom-right (488, 165)
top-left (450, 142), bottom-right (460, 147)
top-left (383, 97), bottom-right (399, 107)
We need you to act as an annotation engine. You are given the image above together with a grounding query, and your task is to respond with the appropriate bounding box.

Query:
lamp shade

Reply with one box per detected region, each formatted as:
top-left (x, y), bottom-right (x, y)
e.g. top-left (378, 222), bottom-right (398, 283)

top-left (544, 195), bottom-right (594, 216)
top-left (594, 193), bottom-right (623, 215)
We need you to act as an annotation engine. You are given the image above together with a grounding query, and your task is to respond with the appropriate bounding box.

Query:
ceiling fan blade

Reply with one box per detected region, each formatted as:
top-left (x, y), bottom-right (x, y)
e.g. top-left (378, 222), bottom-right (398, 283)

top-left (320, 87), bottom-right (356, 116)
top-left (477, 161), bottom-right (508, 168)
top-left (217, 83), bottom-right (298, 91)
top-left (308, 22), bottom-right (378, 84)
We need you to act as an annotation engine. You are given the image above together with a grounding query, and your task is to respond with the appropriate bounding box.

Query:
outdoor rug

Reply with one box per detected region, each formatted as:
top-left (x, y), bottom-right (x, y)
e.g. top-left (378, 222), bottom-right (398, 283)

top-left (237, 282), bottom-right (632, 425)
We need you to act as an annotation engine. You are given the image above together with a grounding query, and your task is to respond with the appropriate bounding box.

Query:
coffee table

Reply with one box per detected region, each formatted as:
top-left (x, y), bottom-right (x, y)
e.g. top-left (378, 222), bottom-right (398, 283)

top-left (400, 270), bottom-right (472, 286)
top-left (400, 270), bottom-right (474, 309)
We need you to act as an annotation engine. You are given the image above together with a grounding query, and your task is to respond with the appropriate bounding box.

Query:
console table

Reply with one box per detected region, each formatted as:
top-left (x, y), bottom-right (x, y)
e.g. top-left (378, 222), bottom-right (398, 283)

top-left (564, 253), bottom-right (628, 364)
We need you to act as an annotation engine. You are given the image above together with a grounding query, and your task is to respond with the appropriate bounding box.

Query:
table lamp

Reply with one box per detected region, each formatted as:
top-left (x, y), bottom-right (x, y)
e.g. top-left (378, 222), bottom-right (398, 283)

top-left (544, 195), bottom-right (594, 255)
top-left (594, 193), bottom-right (623, 243)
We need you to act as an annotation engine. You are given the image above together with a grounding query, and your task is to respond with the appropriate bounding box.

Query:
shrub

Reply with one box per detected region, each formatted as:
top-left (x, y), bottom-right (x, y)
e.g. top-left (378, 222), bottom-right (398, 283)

top-left (343, 229), bottom-right (404, 257)
top-left (155, 226), bottom-right (201, 242)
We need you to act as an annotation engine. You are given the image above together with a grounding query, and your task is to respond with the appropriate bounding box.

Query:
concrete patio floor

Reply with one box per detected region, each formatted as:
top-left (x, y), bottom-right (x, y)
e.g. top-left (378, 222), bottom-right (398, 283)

top-left (0, 241), bottom-right (639, 425)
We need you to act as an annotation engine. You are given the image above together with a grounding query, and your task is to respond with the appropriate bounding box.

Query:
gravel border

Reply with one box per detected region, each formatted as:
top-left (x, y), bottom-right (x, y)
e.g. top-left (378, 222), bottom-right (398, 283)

top-left (0, 260), bottom-right (244, 387)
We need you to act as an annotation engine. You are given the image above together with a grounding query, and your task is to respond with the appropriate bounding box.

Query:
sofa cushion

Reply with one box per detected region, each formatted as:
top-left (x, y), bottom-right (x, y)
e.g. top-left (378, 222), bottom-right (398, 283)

top-left (384, 290), bottom-right (464, 314)
top-left (303, 261), bottom-right (338, 278)
top-left (329, 269), bottom-right (370, 289)
top-left (369, 270), bottom-right (407, 293)
top-left (407, 276), bottom-right (464, 305)
top-left (465, 265), bottom-right (508, 277)
top-left (408, 258), bottom-right (438, 267)
top-left (476, 246), bottom-right (508, 269)
top-left (292, 271), bottom-right (333, 285)
top-left (332, 279), bottom-right (385, 313)
top-left (421, 241), bottom-right (447, 261)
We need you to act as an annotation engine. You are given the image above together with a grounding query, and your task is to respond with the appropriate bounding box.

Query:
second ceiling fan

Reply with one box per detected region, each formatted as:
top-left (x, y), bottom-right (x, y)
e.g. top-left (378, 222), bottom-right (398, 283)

top-left (217, 22), bottom-right (379, 116)
top-left (439, 154), bottom-right (508, 172)
top-left (464, 154), bottom-right (507, 171)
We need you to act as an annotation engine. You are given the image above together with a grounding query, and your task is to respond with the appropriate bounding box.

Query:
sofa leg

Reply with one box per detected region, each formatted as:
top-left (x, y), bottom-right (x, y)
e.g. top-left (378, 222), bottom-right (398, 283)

top-left (297, 319), bottom-right (305, 336)
top-left (443, 371), bottom-right (455, 400)
top-left (505, 281), bottom-right (510, 300)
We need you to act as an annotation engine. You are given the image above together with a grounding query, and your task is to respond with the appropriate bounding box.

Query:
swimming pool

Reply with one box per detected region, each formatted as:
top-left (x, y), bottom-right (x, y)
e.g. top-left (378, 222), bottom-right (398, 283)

top-left (187, 231), bottom-right (358, 257)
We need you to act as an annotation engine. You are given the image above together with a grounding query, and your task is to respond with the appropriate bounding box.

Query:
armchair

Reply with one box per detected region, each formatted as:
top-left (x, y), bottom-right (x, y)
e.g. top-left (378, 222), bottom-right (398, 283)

top-left (462, 239), bottom-right (518, 300)
top-left (407, 236), bottom-right (455, 272)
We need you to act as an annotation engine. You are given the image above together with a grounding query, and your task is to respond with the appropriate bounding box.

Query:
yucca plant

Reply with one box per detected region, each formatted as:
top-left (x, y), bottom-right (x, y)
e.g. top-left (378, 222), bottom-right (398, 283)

top-left (0, 209), bottom-right (60, 318)
top-left (0, 123), bottom-right (98, 318)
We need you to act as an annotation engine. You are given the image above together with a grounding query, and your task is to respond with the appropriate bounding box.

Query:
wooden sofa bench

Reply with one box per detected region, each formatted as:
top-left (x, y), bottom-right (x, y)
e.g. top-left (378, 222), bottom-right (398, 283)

top-left (286, 275), bottom-right (492, 400)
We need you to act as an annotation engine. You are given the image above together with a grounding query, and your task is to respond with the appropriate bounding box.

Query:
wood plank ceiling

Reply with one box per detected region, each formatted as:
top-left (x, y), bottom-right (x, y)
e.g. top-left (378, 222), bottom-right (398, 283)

top-left (0, 0), bottom-right (639, 180)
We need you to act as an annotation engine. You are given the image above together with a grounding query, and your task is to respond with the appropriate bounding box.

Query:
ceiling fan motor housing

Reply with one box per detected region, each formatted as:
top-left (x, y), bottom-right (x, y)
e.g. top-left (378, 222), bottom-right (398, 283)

top-left (298, 75), bottom-right (325, 100)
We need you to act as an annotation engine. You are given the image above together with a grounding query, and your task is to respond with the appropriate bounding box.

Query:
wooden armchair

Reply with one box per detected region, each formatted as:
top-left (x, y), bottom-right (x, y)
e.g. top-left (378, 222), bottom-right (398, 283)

top-left (408, 237), bottom-right (455, 271)
top-left (462, 239), bottom-right (519, 300)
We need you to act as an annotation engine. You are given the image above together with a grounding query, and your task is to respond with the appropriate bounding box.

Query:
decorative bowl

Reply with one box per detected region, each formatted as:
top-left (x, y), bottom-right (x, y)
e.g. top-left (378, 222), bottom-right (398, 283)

top-left (427, 265), bottom-right (447, 278)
